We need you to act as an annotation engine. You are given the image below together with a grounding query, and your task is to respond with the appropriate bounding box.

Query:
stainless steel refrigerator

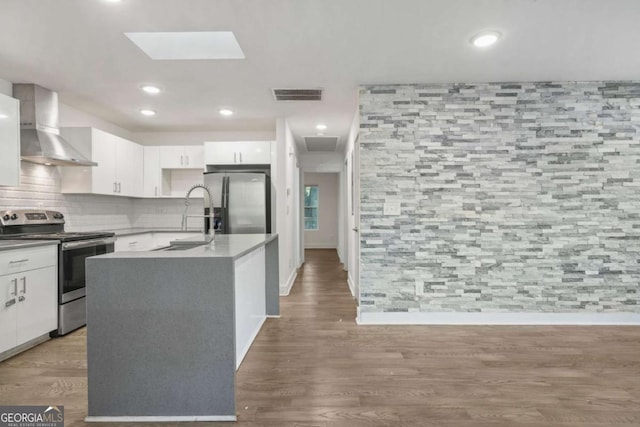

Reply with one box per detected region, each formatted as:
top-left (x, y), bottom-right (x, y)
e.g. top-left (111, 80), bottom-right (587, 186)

top-left (203, 172), bottom-right (271, 234)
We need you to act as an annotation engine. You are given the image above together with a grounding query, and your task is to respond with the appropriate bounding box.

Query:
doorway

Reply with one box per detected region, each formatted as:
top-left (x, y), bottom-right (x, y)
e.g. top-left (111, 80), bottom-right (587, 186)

top-left (303, 172), bottom-right (339, 250)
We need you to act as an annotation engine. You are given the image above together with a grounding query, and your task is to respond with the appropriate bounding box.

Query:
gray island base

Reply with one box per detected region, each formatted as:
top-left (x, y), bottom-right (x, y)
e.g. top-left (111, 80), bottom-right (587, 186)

top-left (85, 234), bottom-right (279, 422)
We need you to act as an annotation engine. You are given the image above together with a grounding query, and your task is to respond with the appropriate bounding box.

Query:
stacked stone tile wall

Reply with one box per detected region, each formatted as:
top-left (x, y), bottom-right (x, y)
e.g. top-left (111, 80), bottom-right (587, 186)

top-left (359, 82), bottom-right (640, 314)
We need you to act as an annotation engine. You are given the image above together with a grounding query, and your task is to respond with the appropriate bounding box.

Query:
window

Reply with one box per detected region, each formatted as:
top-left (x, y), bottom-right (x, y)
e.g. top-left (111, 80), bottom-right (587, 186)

top-left (304, 185), bottom-right (319, 230)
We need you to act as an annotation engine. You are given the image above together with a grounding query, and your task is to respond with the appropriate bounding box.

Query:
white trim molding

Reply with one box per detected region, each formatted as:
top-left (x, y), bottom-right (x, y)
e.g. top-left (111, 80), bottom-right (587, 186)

top-left (347, 275), bottom-right (355, 298)
top-left (279, 268), bottom-right (297, 296)
top-left (236, 316), bottom-right (266, 370)
top-left (357, 311), bottom-right (640, 325)
top-left (86, 416), bottom-right (237, 422)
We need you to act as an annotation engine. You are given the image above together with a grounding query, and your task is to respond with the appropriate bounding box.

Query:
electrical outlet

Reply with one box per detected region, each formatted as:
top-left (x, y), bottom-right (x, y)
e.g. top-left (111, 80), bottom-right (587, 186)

top-left (383, 202), bottom-right (401, 216)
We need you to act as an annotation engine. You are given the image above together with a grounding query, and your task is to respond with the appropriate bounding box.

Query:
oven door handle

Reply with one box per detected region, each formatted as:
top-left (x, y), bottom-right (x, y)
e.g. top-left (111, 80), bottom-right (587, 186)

top-left (61, 237), bottom-right (115, 251)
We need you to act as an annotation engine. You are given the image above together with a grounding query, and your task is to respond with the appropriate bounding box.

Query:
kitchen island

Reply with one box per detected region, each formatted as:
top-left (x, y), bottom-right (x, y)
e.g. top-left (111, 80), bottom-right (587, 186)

top-left (85, 234), bottom-right (279, 422)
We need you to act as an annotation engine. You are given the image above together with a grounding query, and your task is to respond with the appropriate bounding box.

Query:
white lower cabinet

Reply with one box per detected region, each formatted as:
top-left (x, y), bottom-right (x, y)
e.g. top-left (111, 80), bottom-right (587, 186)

top-left (0, 246), bottom-right (57, 357)
top-left (114, 233), bottom-right (155, 252)
top-left (15, 266), bottom-right (58, 346)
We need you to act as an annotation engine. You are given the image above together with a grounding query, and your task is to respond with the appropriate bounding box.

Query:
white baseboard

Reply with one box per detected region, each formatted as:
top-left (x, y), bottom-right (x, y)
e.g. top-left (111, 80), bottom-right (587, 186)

top-left (357, 311), bottom-right (640, 325)
top-left (347, 274), bottom-right (355, 298)
top-left (304, 244), bottom-right (338, 249)
top-left (279, 268), bottom-right (297, 296)
top-left (86, 416), bottom-right (236, 422)
top-left (236, 316), bottom-right (266, 370)
top-left (267, 315), bottom-right (281, 319)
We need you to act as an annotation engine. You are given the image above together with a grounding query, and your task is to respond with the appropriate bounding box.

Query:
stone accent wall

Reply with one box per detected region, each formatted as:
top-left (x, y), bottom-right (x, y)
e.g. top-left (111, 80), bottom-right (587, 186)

top-left (359, 82), bottom-right (640, 314)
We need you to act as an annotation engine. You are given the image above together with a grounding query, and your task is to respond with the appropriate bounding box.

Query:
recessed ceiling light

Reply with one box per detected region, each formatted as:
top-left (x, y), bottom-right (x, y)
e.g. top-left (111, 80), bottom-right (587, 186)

top-left (125, 31), bottom-right (245, 60)
top-left (44, 163), bottom-right (52, 166)
top-left (0, 113), bottom-right (8, 119)
top-left (141, 85), bottom-right (162, 94)
top-left (140, 109), bottom-right (156, 116)
top-left (316, 124), bottom-right (327, 130)
top-left (471, 31), bottom-right (500, 48)
top-left (103, 0), bottom-right (122, 3)
top-left (219, 109), bottom-right (234, 117)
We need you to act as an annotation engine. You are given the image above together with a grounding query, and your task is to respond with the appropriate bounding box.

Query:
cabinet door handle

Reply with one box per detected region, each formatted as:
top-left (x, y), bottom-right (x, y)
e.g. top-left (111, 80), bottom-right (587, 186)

top-left (155, 186), bottom-right (158, 197)
top-left (20, 276), bottom-right (26, 294)
top-left (9, 259), bottom-right (28, 264)
top-left (5, 298), bottom-right (16, 308)
top-left (186, 155), bottom-right (189, 165)
top-left (118, 182), bottom-right (122, 193)
top-left (234, 152), bottom-right (237, 163)
top-left (10, 278), bottom-right (17, 296)
top-left (18, 296), bottom-right (25, 302)
top-left (181, 155), bottom-right (184, 166)
top-left (239, 152), bottom-right (242, 163)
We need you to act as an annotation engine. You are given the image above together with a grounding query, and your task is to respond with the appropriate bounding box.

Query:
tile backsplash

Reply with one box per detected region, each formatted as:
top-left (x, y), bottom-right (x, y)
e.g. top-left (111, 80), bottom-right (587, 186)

top-left (0, 161), bottom-right (203, 232)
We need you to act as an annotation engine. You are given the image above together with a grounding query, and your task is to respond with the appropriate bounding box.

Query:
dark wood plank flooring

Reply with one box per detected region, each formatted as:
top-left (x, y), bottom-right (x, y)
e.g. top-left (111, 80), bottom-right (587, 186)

top-left (0, 248), bottom-right (639, 426)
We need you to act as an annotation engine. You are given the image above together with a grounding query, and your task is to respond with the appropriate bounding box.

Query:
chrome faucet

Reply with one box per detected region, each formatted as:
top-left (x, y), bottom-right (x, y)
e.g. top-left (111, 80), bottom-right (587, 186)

top-left (182, 184), bottom-right (214, 242)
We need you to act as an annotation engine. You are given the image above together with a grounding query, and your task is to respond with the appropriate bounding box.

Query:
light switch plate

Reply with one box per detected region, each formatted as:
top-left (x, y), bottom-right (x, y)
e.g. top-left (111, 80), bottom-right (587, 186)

top-left (383, 202), bottom-right (401, 216)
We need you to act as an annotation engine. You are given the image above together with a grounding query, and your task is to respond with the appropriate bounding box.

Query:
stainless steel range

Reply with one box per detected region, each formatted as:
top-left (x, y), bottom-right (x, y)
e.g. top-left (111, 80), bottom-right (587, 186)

top-left (0, 210), bottom-right (115, 335)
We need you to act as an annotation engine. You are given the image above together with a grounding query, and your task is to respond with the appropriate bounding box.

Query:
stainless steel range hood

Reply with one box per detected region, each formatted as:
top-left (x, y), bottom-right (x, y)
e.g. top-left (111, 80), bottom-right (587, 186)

top-left (13, 84), bottom-right (97, 167)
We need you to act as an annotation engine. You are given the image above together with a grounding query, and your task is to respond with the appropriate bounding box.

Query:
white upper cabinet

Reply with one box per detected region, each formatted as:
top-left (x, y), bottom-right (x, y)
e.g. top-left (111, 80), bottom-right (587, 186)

top-left (159, 145), bottom-right (204, 169)
top-left (0, 93), bottom-right (20, 187)
top-left (143, 146), bottom-right (161, 197)
top-left (60, 127), bottom-right (144, 197)
top-left (204, 141), bottom-right (271, 166)
top-left (114, 135), bottom-right (144, 197)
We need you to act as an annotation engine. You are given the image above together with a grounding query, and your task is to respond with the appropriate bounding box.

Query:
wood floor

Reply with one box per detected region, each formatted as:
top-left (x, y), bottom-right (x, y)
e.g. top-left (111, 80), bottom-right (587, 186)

top-left (1, 248), bottom-right (639, 426)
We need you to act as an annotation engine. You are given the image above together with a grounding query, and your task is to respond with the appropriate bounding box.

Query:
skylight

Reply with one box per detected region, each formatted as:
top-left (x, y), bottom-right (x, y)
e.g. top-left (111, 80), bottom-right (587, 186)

top-left (124, 31), bottom-right (245, 60)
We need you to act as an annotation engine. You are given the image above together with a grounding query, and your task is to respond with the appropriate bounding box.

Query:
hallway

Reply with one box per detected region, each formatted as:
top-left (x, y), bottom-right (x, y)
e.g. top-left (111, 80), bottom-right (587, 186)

top-left (0, 249), bottom-right (638, 426)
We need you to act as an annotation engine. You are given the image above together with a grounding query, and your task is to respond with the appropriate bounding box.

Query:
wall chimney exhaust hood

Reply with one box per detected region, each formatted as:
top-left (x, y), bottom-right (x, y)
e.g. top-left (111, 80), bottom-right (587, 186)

top-left (13, 84), bottom-right (97, 167)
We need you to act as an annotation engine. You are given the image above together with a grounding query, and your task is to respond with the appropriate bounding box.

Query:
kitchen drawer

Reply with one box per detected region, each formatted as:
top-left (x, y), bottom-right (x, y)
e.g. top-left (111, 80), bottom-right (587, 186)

top-left (0, 246), bottom-right (57, 276)
top-left (114, 233), bottom-right (155, 252)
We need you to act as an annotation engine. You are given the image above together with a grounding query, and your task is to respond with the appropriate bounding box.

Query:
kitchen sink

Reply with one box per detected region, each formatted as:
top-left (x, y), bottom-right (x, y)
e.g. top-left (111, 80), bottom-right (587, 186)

top-left (153, 243), bottom-right (206, 251)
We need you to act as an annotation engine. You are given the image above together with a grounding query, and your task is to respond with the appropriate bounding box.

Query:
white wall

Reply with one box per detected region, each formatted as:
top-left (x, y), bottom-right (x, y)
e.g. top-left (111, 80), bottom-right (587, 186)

top-left (304, 173), bottom-right (339, 249)
top-left (274, 119), bottom-right (301, 295)
top-left (0, 78), bottom-right (11, 96)
top-left (60, 103), bottom-right (135, 140)
top-left (299, 152), bottom-right (344, 172)
top-left (133, 130), bottom-right (275, 146)
top-left (344, 108), bottom-right (360, 299)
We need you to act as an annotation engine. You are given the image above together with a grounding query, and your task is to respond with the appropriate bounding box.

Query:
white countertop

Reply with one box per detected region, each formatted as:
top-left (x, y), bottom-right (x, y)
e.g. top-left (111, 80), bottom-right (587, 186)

top-left (0, 240), bottom-right (59, 251)
top-left (110, 228), bottom-right (203, 237)
top-left (94, 234), bottom-right (277, 260)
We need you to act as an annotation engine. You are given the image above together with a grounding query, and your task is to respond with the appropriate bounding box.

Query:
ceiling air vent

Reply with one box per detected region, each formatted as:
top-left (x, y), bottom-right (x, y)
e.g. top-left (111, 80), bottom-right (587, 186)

top-left (272, 88), bottom-right (322, 101)
top-left (305, 136), bottom-right (339, 152)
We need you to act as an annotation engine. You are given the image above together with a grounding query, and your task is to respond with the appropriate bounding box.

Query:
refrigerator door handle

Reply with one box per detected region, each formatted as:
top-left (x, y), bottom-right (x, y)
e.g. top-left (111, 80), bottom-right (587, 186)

top-left (222, 176), bottom-right (227, 209)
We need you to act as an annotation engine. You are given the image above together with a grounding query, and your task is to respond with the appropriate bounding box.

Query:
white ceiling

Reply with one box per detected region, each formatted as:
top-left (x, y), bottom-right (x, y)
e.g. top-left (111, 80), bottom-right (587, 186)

top-left (1, 0), bottom-right (639, 153)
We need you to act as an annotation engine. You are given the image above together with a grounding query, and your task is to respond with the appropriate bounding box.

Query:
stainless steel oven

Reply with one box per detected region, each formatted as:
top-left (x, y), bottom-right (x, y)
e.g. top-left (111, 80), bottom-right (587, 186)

top-left (58, 237), bottom-right (114, 334)
top-left (0, 210), bottom-right (115, 335)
